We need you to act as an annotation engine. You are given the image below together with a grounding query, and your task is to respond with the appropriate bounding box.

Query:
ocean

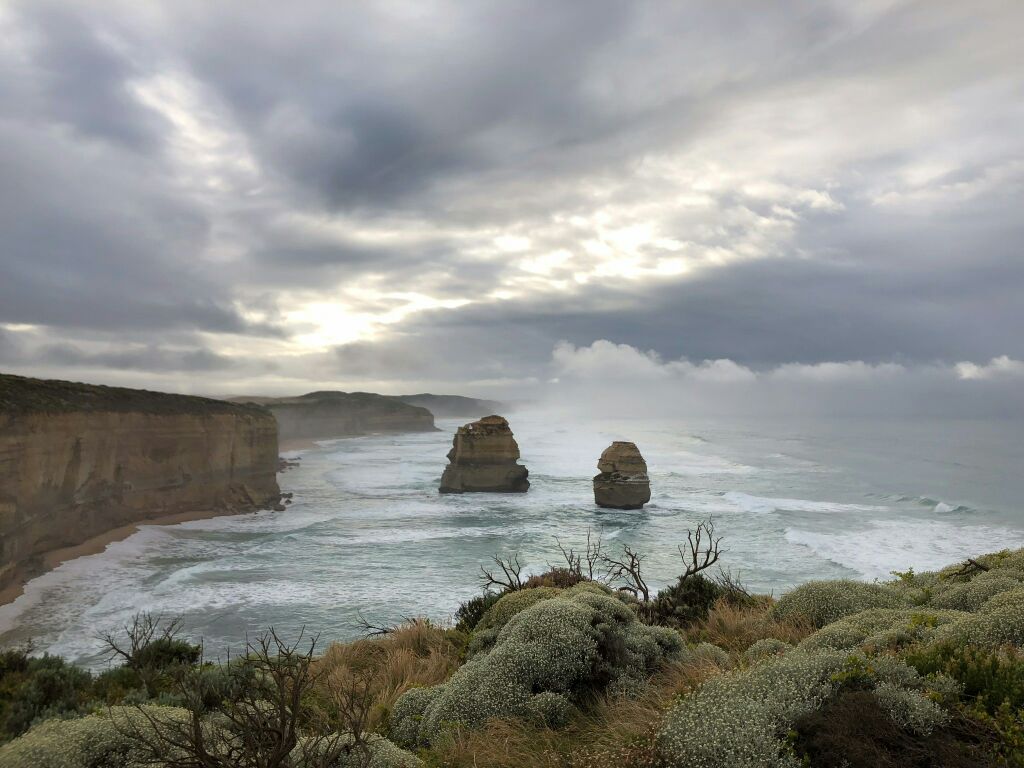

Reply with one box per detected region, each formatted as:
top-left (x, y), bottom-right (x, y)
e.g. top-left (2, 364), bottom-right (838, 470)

top-left (1, 411), bottom-right (1022, 668)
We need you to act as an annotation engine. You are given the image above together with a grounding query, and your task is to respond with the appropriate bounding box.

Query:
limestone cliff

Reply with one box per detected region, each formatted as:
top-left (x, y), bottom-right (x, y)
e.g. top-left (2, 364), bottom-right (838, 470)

top-left (593, 441), bottom-right (651, 509)
top-left (0, 374), bottom-right (280, 592)
top-left (230, 391), bottom-right (436, 442)
top-left (439, 415), bottom-right (529, 493)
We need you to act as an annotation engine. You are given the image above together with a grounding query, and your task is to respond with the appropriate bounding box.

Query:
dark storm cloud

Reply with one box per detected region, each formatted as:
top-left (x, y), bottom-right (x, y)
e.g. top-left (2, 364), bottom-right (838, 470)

top-left (0, 0), bottom-right (1021, 399)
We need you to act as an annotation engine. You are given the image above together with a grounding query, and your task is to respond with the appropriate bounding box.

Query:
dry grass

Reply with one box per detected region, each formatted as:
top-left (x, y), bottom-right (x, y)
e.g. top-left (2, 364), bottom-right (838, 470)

top-left (684, 596), bottom-right (814, 653)
top-left (424, 656), bottom-right (725, 768)
top-left (312, 619), bottom-right (464, 731)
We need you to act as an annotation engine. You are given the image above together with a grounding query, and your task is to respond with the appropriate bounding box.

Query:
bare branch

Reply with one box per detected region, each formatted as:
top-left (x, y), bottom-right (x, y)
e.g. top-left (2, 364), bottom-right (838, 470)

top-left (679, 518), bottom-right (725, 580)
top-left (354, 612), bottom-right (396, 637)
top-left (479, 552), bottom-right (525, 592)
top-left (600, 544), bottom-right (650, 603)
top-left (949, 557), bottom-right (991, 578)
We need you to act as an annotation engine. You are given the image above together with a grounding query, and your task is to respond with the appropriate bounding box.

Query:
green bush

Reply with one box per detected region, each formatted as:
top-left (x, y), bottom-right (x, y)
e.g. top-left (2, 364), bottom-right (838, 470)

top-left (771, 580), bottom-right (907, 629)
top-left (454, 592), bottom-right (502, 632)
top-left (800, 608), bottom-right (968, 652)
top-left (742, 638), bottom-right (791, 664)
top-left (931, 587), bottom-right (1024, 648)
top-left (0, 706), bottom-right (188, 768)
top-left (0, 653), bottom-right (94, 741)
top-left (467, 587), bottom-right (563, 656)
top-left (476, 587), bottom-right (562, 633)
top-left (930, 573), bottom-right (1023, 612)
top-left (390, 587), bottom-right (684, 746)
top-left (690, 642), bottom-right (731, 668)
top-left (904, 643), bottom-right (1024, 714)
top-left (131, 636), bottom-right (201, 671)
top-left (292, 733), bottom-right (422, 768)
top-left (646, 574), bottom-right (723, 628)
top-left (656, 649), bottom-right (939, 768)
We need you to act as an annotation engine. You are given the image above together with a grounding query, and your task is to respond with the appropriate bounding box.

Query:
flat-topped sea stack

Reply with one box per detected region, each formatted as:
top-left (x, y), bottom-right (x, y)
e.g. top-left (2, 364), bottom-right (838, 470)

top-left (438, 415), bottom-right (529, 494)
top-left (593, 441), bottom-right (651, 509)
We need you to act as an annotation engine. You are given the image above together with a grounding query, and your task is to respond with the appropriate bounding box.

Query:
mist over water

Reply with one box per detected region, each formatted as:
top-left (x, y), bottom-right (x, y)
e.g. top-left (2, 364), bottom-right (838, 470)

top-left (1, 410), bottom-right (1022, 668)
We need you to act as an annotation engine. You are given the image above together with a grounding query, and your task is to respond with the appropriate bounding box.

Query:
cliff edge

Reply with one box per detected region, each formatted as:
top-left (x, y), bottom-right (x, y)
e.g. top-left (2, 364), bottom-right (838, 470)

top-left (0, 373), bottom-right (280, 592)
top-left (231, 391), bottom-right (437, 442)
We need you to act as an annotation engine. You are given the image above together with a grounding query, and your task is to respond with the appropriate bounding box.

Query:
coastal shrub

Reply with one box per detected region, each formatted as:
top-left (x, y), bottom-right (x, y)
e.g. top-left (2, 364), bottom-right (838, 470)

top-left (790, 689), bottom-right (989, 768)
top-left (800, 608), bottom-right (968, 652)
top-left (454, 592), bottom-right (502, 632)
top-left (0, 706), bottom-right (188, 768)
top-left (931, 588), bottom-right (1024, 648)
top-left (873, 681), bottom-right (948, 735)
top-left (656, 649), bottom-right (939, 768)
top-left (771, 580), bottom-right (907, 629)
top-left (905, 643), bottom-right (1024, 714)
top-left (292, 733), bottom-right (422, 768)
top-left (389, 588), bottom-right (684, 746)
top-left (690, 642), bottom-right (731, 668)
top-left (646, 574), bottom-right (723, 628)
top-left (742, 638), bottom-right (791, 663)
top-left (476, 587), bottom-right (562, 633)
top-left (522, 567), bottom-right (586, 589)
top-left (0, 652), bottom-right (94, 741)
top-left (930, 574), bottom-right (1023, 612)
top-left (467, 587), bottom-right (562, 655)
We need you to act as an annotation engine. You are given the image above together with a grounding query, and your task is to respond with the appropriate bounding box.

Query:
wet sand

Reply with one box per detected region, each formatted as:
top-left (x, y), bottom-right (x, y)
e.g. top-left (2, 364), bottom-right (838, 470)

top-left (0, 507), bottom-right (244, 609)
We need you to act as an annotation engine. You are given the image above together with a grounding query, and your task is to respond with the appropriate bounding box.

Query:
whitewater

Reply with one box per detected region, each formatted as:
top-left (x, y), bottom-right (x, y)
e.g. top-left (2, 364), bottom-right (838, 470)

top-left (1, 411), bottom-right (1022, 667)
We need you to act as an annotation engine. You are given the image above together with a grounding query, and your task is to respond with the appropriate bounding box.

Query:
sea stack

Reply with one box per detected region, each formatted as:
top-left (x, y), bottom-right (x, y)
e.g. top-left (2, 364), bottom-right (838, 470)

top-left (438, 415), bottom-right (529, 493)
top-left (593, 441), bottom-right (651, 509)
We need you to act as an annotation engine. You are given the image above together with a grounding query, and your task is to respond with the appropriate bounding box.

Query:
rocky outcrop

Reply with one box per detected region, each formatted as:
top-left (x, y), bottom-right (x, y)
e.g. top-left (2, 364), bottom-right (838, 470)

top-left (593, 441), bottom-right (651, 509)
top-left (230, 391), bottom-right (437, 442)
top-left (439, 415), bottom-right (529, 493)
top-left (0, 374), bottom-right (280, 592)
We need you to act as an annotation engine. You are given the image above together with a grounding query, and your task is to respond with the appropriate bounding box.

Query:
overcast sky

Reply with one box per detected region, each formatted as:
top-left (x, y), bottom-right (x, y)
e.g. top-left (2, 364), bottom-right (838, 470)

top-left (0, 0), bottom-right (1022, 413)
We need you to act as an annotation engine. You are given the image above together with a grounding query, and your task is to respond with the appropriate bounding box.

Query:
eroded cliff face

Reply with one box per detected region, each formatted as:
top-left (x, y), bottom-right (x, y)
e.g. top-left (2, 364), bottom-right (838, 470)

top-left (0, 374), bottom-right (280, 592)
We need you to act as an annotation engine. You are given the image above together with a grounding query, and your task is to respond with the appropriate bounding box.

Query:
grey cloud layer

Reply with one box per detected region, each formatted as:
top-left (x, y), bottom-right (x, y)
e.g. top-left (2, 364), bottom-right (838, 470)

top-left (0, 0), bottom-right (1021, 407)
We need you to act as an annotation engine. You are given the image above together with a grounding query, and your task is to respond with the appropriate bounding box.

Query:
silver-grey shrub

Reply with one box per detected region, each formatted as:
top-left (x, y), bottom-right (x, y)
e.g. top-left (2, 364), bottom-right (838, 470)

top-left (931, 586), bottom-right (1024, 648)
top-left (389, 586), bottom-right (684, 746)
top-left (0, 707), bottom-right (188, 768)
top-left (771, 580), bottom-right (907, 629)
top-left (800, 608), bottom-right (968, 652)
top-left (741, 638), bottom-right (791, 663)
top-left (656, 649), bottom-right (938, 768)
top-left (930, 573), bottom-right (1023, 611)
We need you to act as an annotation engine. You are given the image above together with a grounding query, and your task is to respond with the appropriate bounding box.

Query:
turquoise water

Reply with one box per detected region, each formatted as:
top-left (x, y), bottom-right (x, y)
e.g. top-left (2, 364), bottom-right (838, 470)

top-left (0, 411), bottom-right (1021, 667)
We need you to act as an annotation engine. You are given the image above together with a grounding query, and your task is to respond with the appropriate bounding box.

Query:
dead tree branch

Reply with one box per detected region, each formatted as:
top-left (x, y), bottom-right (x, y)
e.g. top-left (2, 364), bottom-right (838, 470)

top-left (679, 518), bottom-right (725, 580)
top-left (479, 552), bottom-right (525, 592)
top-left (601, 544), bottom-right (650, 603)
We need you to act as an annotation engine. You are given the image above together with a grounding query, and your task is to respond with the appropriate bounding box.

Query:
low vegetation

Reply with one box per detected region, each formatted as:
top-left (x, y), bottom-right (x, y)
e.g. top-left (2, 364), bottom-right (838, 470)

top-left (2, 523), bottom-right (1023, 767)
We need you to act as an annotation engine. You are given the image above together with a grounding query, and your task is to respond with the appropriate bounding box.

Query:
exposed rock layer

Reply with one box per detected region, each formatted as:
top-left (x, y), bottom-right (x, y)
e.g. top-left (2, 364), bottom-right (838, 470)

top-left (0, 374), bottom-right (280, 592)
top-left (439, 415), bottom-right (529, 493)
top-left (230, 391), bottom-right (436, 441)
top-left (593, 441), bottom-right (651, 509)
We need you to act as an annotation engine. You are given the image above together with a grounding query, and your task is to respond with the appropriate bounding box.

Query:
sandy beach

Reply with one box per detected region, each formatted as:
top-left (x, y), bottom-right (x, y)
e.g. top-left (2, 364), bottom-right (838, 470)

top-left (0, 507), bottom-right (248, 609)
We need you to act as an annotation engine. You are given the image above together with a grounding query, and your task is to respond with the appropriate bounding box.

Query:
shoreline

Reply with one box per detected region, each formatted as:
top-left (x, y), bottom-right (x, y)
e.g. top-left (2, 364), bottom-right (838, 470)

top-left (0, 507), bottom-right (254, 610)
top-left (279, 438), bottom-right (321, 452)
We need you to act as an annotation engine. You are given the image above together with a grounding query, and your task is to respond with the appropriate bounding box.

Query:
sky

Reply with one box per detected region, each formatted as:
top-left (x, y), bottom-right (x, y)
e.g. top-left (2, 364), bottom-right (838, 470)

top-left (0, 0), bottom-right (1022, 414)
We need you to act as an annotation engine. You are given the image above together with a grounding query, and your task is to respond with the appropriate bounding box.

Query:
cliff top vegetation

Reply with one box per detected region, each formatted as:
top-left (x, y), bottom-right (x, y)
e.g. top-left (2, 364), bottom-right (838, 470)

top-left (0, 372), bottom-right (272, 417)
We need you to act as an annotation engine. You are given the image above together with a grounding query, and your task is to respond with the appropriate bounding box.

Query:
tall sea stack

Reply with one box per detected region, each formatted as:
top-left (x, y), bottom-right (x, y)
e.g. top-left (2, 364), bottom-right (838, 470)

top-left (593, 441), bottom-right (651, 509)
top-left (438, 415), bottom-right (529, 493)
